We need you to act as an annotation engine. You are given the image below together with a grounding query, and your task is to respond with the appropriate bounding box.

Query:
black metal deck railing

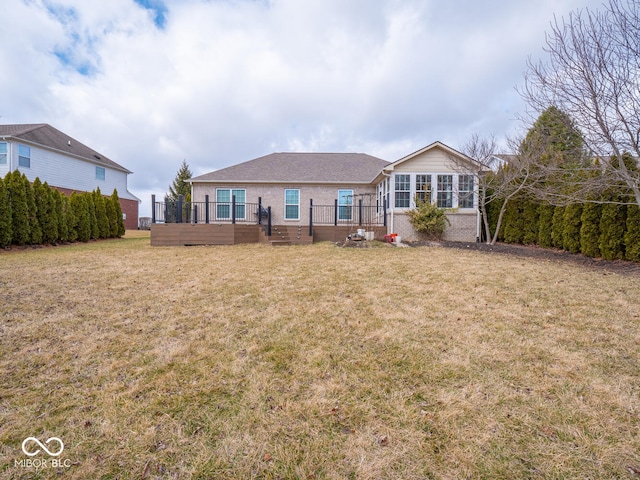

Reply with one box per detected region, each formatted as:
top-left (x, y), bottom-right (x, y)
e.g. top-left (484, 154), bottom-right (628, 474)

top-left (151, 195), bottom-right (267, 225)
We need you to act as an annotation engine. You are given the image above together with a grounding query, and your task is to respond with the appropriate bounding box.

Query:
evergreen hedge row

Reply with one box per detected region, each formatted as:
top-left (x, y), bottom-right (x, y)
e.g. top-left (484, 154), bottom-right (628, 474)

top-left (0, 171), bottom-right (125, 248)
top-left (489, 193), bottom-right (640, 262)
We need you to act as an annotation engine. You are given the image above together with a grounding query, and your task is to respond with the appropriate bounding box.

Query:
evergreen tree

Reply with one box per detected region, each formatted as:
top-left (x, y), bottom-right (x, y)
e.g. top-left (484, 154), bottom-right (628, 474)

top-left (65, 194), bottom-right (77, 242)
top-left (551, 205), bottom-right (565, 248)
top-left (7, 171), bottom-right (30, 245)
top-left (42, 183), bottom-right (59, 244)
top-left (599, 195), bottom-right (626, 260)
top-left (53, 189), bottom-right (67, 243)
top-left (24, 174), bottom-right (41, 245)
top-left (0, 176), bottom-right (12, 248)
top-left (537, 203), bottom-right (555, 248)
top-left (580, 202), bottom-right (602, 258)
top-left (70, 192), bottom-right (91, 242)
top-left (110, 189), bottom-right (125, 237)
top-left (521, 198), bottom-right (540, 245)
top-left (85, 192), bottom-right (99, 239)
top-left (105, 196), bottom-right (118, 237)
top-left (168, 160), bottom-right (193, 201)
top-left (502, 198), bottom-right (524, 244)
top-left (94, 189), bottom-right (110, 238)
top-left (624, 204), bottom-right (640, 262)
top-left (562, 203), bottom-right (583, 253)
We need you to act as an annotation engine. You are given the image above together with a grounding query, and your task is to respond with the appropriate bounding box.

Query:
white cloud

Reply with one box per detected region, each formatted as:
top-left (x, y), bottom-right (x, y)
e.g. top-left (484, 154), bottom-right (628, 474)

top-left (1, 0), bottom-right (604, 215)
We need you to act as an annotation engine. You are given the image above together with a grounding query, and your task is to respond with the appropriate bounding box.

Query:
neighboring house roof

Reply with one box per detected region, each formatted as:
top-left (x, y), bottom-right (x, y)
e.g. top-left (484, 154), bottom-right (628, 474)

top-left (0, 123), bottom-right (132, 174)
top-left (190, 152), bottom-right (390, 184)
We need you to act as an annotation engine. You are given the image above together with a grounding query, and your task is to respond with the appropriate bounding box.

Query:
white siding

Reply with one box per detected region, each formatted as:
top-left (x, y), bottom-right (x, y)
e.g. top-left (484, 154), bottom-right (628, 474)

top-left (4, 141), bottom-right (137, 200)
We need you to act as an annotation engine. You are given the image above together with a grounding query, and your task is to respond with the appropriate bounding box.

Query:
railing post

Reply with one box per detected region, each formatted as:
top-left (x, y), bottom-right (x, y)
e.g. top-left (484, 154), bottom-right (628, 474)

top-left (231, 195), bottom-right (236, 224)
top-left (267, 206), bottom-right (272, 236)
top-left (193, 204), bottom-right (198, 224)
top-left (383, 197), bottom-right (387, 227)
top-left (205, 195), bottom-right (209, 224)
top-left (334, 199), bottom-right (338, 226)
top-left (164, 197), bottom-right (170, 223)
top-left (358, 199), bottom-right (363, 226)
top-left (258, 197), bottom-right (262, 225)
top-left (309, 199), bottom-right (313, 237)
top-left (177, 195), bottom-right (183, 223)
top-left (151, 195), bottom-right (156, 224)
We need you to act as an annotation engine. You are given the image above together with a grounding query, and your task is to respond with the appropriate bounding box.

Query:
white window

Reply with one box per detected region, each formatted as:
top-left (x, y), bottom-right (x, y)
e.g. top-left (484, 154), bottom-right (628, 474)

top-left (338, 189), bottom-right (353, 221)
top-left (0, 143), bottom-right (6, 165)
top-left (394, 174), bottom-right (410, 208)
top-left (416, 175), bottom-right (431, 203)
top-left (437, 175), bottom-right (453, 208)
top-left (96, 166), bottom-right (105, 181)
top-left (458, 175), bottom-right (475, 208)
top-left (18, 144), bottom-right (30, 168)
top-left (216, 189), bottom-right (246, 220)
top-left (284, 189), bottom-right (300, 220)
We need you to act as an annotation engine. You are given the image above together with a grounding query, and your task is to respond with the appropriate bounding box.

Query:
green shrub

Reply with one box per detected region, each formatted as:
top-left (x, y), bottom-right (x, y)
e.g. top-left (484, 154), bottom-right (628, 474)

top-left (599, 198), bottom-right (626, 260)
top-left (522, 199), bottom-right (539, 245)
top-left (624, 204), bottom-right (640, 262)
top-left (94, 189), bottom-right (110, 238)
top-left (562, 204), bottom-right (583, 253)
top-left (0, 176), bottom-right (12, 248)
top-left (7, 171), bottom-right (30, 245)
top-left (551, 206), bottom-right (565, 249)
top-left (24, 174), bottom-right (41, 245)
top-left (580, 202), bottom-right (602, 258)
top-left (111, 189), bottom-right (125, 237)
top-left (537, 204), bottom-right (555, 248)
top-left (406, 197), bottom-right (449, 240)
top-left (503, 199), bottom-right (524, 244)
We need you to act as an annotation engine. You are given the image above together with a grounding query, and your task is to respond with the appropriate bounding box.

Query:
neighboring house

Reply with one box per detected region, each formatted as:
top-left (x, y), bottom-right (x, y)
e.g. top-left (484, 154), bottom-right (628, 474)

top-left (0, 124), bottom-right (140, 229)
top-left (151, 141), bottom-right (482, 245)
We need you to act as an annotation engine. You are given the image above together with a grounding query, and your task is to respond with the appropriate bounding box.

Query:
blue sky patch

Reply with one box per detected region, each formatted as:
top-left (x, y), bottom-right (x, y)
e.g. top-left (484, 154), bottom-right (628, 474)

top-left (134, 0), bottom-right (168, 29)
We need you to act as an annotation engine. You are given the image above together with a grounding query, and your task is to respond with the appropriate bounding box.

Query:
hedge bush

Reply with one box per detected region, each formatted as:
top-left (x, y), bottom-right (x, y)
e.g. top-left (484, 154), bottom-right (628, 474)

top-left (0, 174), bottom-right (125, 247)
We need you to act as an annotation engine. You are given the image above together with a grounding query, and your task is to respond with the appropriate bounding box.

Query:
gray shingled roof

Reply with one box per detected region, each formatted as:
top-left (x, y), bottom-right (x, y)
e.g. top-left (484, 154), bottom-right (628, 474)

top-left (190, 152), bottom-right (389, 184)
top-left (0, 124), bottom-right (131, 173)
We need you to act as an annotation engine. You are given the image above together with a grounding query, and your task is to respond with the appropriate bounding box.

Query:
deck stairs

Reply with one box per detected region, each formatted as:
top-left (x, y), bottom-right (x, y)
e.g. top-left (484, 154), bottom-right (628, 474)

top-left (259, 225), bottom-right (313, 246)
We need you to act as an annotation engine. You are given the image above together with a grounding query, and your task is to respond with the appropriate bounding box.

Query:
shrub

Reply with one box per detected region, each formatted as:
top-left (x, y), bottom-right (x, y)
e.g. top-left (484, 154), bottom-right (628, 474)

top-left (406, 197), bottom-right (449, 240)
top-left (537, 204), bottom-right (555, 248)
top-left (522, 199), bottom-right (539, 245)
top-left (562, 204), bottom-right (583, 253)
top-left (503, 199), bottom-right (524, 244)
top-left (580, 202), bottom-right (602, 258)
top-left (111, 189), bottom-right (125, 237)
top-left (624, 204), bottom-right (640, 262)
top-left (7, 171), bottom-right (29, 245)
top-left (0, 176), bottom-right (12, 248)
top-left (599, 198), bottom-right (626, 260)
top-left (551, 206), bottom-right (565, 249)
top-left (24, 174), bottom-right (41, 245)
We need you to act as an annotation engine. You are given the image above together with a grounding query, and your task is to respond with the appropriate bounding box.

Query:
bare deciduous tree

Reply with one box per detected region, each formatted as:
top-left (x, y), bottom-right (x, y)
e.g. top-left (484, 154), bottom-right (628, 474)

top-left (521, 0), bottom-right (640, 206)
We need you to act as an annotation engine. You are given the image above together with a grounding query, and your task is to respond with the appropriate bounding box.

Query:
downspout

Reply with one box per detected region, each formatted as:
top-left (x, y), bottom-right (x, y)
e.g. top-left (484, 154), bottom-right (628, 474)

top-left (381, 171), bottom-right (392, 234)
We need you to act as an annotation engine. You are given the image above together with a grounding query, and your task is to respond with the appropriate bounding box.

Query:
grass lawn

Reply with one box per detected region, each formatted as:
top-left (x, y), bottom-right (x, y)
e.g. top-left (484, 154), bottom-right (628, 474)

top-left (1, 231), bottom-right (639, 479)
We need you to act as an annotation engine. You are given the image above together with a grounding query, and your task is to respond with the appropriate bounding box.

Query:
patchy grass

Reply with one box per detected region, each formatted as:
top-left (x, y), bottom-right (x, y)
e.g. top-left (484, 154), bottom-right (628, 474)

top-left (1, 232), bottom-right (639, 479)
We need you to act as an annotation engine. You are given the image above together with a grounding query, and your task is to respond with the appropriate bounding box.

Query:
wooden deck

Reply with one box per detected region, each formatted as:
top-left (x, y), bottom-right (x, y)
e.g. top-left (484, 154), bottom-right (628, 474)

top-left (150, 224), bottom-right (388, 246)
top-left (150, 224), bottom-right (259, 246)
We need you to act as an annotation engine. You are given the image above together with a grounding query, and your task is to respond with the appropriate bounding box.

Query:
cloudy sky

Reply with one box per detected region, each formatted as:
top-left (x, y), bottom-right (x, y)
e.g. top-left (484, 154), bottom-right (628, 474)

top-left (1, 0), bottom-right (604, 216)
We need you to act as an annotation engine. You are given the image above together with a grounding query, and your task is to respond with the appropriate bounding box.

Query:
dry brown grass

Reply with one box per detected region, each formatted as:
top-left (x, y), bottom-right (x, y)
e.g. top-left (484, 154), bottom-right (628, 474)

top-left (1, 232), bottom-right (639, 479)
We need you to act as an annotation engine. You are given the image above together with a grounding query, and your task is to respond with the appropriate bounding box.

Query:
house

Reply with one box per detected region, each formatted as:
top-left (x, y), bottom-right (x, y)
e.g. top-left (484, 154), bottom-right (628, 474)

top-left (150, 141), bottom-right (482, 245)
top-left (0, 124), bottom-right (140, 229)
top-left (375, 141), bottom-right (482, 242)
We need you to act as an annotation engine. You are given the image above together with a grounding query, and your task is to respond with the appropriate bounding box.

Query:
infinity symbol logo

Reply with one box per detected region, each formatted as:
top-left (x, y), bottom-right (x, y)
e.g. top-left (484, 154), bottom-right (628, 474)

top-left (21, 437), bottom-right (64, 457)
